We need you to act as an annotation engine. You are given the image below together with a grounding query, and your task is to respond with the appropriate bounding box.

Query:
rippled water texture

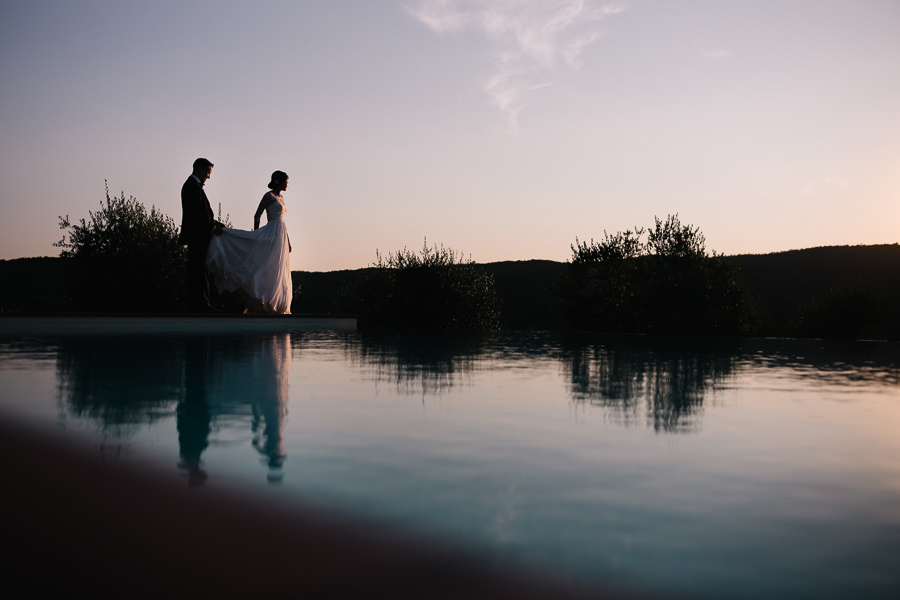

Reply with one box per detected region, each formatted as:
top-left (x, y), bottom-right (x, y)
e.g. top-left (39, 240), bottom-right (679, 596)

top-left (1, 329), bottom-right (899, 598)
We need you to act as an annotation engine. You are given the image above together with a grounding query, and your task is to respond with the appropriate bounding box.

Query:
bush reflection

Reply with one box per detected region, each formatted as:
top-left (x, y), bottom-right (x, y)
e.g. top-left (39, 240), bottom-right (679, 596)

top-left (341, 332), bottom-right (738, 432)
top-left (737, 338), bottom-right (900, 387)
top-left (342, 332), bottom-right (491, 397)
top-left (56, 337), bottom-right (184, 431)
top-left (560, 335), bottom-right (738, 432)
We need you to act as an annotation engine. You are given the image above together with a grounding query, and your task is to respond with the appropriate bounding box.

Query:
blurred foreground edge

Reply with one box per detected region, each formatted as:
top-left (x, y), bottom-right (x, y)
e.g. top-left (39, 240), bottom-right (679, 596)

top-left (0, 418), bottom-right (649, 600)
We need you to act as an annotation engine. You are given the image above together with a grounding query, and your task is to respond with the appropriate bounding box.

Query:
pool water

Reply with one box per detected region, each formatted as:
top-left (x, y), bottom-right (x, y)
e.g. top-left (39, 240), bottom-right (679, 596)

top-left (1, 328), bottom-right (899, 598)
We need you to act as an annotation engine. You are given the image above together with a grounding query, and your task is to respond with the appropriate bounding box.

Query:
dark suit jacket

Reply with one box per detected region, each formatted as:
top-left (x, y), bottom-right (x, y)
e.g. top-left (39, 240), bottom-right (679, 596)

top-left (179, 176), bottom-right (218, 248)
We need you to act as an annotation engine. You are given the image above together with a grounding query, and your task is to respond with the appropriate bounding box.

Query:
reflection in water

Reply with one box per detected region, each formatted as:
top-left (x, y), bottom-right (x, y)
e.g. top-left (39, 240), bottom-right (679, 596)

top-left (19, 329), bottom-right (900, 599)
top-left (342, 331), bottom-right (739, 433)
top-left (738, 338), bottom-right (900, 388)
top-left (343, 332), bottom-right (491, 397)
top-left (55, 333), bottom-right (291, 484)
top-left (560, 336), bottom-right (738, 433)
top-left (56, 337), bottom-right (185, 433)
top-left (53, 331), bottom-right (900, 471)
top-left (341, 331), bottom-right (740, 432)
top-left (178, 337), bottom-right (212, 484)
top-left (215, 334), bottom-right (291, 483)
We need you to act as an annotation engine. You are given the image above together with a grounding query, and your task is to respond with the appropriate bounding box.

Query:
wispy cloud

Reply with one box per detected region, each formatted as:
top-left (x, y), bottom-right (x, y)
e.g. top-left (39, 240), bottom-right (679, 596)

top-left (406, 0), bottom-right (627, 129)
top-left (703, 49), bottom-right (731, 61)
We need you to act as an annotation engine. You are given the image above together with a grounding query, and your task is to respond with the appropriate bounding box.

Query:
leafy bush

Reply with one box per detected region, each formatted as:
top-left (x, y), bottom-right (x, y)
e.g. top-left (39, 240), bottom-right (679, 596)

top-left (347, 240), bottom-right (500, 330)
top-left (56, 182), bottom-right (187, 312)
top-left (562, 228), bottom-right (645, 332)
top-left (560, 215), bottom-right (756, 335)
top-left (647, 214), bottom-right (706, 259)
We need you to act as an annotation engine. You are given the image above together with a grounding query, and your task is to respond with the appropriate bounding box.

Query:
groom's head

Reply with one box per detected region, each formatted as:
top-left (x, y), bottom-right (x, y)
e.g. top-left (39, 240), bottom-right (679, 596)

top-left (192, 157), bottom-right (213, 182)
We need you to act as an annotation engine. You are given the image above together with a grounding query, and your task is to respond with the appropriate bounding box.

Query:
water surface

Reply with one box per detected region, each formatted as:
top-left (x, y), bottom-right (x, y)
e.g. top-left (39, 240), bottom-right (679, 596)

top-left (1, 328), bottom-right (898, 598)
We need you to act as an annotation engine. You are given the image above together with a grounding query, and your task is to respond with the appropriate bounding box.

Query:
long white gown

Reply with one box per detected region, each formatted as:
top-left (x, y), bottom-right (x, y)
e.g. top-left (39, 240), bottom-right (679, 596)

top-left (206, 196), bottom-right (292, 314)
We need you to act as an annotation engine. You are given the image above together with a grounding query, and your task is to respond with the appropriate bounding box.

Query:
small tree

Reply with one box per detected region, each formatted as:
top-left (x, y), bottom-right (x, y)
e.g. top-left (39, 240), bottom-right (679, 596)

top-left (348, 240), bottom-right (500, 330)
top-left (56, 182), bottom-right (187, 312)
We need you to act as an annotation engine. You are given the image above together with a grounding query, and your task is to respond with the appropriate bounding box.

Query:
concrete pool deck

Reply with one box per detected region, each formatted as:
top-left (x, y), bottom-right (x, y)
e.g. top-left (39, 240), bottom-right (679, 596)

top-left (0, 313), bottom-right (358, 335)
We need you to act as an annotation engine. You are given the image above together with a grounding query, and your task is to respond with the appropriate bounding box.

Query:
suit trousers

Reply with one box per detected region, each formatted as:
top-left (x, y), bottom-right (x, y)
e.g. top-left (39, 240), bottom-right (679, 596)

top-left (186, 241), bottom-right (211, 312)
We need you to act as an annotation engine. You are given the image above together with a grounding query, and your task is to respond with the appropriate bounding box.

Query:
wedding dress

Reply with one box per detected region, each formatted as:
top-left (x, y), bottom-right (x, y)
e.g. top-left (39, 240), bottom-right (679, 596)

top-left (206, 196), bottom-right (292, 314)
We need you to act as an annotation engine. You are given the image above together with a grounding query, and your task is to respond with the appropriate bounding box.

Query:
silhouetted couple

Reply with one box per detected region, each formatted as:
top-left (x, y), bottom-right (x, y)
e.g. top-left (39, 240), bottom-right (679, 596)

top-left (179, 158), bottom-right (293, 314)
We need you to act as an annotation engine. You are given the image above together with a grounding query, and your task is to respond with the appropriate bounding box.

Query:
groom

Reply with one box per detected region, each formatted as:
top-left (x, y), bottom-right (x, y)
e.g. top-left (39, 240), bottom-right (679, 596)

top-left (180, 157), bottom-right (224, 313)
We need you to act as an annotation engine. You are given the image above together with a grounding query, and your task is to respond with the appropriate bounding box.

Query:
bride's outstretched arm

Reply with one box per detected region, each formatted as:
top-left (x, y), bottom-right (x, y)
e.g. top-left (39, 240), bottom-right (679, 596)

top-left (253, 196), bottom-right (273, 230)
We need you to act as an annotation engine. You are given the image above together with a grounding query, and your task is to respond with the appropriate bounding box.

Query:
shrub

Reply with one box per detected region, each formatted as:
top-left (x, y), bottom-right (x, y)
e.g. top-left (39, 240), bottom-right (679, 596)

top-left (56, 182), bottom-right (187, 312)
top-left (560, 215), bottom-right (756, 335)
top-left (792, 284), bottom-right (881, 339)
top-left (348, 240), bottom-right (500, 330)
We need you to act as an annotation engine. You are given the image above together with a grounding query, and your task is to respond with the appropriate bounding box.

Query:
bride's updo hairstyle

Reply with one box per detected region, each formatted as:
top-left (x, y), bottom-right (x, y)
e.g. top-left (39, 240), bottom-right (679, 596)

top-left (268, 171), bottom-right (289, 190)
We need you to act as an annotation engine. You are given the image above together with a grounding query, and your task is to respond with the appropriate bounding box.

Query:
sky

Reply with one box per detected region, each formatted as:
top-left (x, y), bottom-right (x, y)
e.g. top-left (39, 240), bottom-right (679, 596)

top-left (1, 0), bottom-right (898, 272)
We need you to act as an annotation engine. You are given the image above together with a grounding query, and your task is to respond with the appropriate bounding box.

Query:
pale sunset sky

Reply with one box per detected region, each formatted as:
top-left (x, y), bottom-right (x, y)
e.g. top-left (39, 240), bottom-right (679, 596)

top-left (1, 0), bottom-right (898, 272)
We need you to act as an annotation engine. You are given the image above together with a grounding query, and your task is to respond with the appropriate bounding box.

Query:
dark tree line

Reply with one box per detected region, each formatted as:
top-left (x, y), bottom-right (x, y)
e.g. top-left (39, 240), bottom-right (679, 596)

top-left (41, 184), bottom-right (885, 338)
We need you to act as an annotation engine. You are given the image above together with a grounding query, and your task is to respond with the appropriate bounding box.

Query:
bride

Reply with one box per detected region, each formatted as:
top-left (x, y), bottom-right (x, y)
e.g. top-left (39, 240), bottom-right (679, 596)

top-left (206, 171), bottom-right (293, 314)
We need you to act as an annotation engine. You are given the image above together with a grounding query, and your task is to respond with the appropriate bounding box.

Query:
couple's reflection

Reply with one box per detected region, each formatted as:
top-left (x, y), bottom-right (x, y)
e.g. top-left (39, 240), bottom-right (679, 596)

top-left (177, 337), bottom-right (212, 484)
top-left (54, 332), bottom-right (291, 485)
top-left (177, 334), bottom-right (291, 485)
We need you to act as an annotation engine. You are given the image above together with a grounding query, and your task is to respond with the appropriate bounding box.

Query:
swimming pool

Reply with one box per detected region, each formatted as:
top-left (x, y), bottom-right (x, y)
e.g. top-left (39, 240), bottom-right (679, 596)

top-left (1, 323), bottom-right (899, 598)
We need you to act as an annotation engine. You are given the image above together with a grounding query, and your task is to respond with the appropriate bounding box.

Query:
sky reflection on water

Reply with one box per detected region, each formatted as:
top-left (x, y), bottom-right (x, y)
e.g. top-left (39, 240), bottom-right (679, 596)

top-left (1, 330), bottom-right (899, 599)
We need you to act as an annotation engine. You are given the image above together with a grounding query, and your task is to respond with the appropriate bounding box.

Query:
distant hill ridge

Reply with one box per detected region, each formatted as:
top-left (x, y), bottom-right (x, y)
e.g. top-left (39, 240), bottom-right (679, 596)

top-left (724, 244), bottom-right (900, 332)
top-left (3, 245), bottom-right (899, 337)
